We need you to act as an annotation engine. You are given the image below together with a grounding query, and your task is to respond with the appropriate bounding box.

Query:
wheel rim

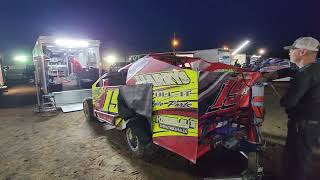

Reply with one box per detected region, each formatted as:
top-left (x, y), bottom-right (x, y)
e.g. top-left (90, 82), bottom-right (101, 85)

top-left (83, 102), bottom-right (90, 120)
top-left (126, 128), bottom-right (139, 151)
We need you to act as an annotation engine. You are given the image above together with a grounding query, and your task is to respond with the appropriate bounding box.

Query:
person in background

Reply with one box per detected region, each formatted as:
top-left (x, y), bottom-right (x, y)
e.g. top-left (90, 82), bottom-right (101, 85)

top-left (234, 59), bottom-right (241, 67)
top-left (71, 57), bottom-right (82, 74)
top-left (70, 57), bottom-right (83, 87)
top-left (261, 37), bottom-right (320, 180)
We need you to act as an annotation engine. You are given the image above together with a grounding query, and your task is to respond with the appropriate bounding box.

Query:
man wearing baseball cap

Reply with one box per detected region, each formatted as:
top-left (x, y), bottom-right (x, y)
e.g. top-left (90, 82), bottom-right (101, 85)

top-left (262, 37), bottom-right (320, 180)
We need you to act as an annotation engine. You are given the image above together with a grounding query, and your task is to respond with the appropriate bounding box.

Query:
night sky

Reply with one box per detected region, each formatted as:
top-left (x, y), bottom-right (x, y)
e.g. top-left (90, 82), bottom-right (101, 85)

top-left (0, 0), bottom-right (319, 59)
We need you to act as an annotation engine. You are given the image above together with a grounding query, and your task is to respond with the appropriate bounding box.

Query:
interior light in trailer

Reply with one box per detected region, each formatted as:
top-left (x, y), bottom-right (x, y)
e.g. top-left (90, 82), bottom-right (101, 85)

top-left (55, 39), bottom-right (89, 48)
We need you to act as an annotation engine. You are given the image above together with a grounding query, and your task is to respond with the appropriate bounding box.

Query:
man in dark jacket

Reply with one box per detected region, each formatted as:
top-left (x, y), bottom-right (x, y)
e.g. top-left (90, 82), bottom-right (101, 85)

top-left (262, 37), bottom-right (320, 180)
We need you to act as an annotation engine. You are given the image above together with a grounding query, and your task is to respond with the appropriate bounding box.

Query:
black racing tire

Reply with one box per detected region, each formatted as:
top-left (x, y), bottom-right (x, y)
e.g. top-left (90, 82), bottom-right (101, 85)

top-left (83, 98), bottom-right (95, 121)
top-left (125, 120), bottom-right (157, 161)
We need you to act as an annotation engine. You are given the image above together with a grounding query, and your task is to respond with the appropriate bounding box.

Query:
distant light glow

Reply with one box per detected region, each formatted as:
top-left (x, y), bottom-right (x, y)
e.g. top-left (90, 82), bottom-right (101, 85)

top-left (232, 40), bottom-right (250, 55)
top-left (258, 48), bottom-right (266, 55)
top-left (252, 54), bottom-right (262, 58)
top-left (104, 55), bottom-right (117, 64)
top-left (223, 46), bottom-right (229, 50)
top-left (172, 39), bottom-right (179, 47)
top-left (14, 55), bottom-right (28, 62)
top-left (55, 39), bottom-right (89, 48)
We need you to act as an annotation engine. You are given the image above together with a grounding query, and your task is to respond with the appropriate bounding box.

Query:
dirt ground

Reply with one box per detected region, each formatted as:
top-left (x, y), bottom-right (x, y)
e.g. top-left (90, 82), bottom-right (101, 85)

top-left (1, 83), bottom-right (320, 180)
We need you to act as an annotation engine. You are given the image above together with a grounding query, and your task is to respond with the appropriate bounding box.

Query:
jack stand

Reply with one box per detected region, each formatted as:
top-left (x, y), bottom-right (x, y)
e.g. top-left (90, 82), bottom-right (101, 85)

top-left (204, 152), bottom-right (263, 180)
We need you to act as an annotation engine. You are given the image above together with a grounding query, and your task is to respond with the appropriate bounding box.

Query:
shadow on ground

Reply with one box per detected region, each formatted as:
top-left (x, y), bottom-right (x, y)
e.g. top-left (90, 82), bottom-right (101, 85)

top-left (86, 120), bottom-right (281, 180)
top-left (0, 81), bottom-right (37, 108)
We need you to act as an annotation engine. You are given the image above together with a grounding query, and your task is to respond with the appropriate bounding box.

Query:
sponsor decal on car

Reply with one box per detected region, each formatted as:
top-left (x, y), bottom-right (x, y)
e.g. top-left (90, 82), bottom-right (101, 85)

top-left (134, 70), bottom-right (191, 87)
top-left (153, 114), bottom-right (198, 137)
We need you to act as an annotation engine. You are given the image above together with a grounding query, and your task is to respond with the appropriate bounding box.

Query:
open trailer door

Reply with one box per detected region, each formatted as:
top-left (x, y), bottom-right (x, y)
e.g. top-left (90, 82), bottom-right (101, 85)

top-left (33, 36), bottom-right (101, 112)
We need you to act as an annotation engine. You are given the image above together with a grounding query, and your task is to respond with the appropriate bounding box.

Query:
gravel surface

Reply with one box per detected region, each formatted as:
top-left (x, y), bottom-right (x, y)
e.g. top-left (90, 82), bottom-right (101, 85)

top-left (0, 83), bottom-right (319, 180)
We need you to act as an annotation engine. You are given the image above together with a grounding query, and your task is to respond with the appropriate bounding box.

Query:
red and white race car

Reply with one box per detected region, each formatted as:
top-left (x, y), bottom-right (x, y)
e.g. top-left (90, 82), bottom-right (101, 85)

top-left (83, 54), bottom-right (265, 166)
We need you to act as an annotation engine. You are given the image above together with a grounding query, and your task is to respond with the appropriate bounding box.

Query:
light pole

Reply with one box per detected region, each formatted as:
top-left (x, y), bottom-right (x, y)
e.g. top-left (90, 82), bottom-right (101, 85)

top-left (171, 32), bottom-right (179, 53)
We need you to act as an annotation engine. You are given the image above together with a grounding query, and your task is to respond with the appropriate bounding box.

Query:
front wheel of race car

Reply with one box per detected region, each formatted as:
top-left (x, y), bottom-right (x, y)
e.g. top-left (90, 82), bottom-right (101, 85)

top-left (125, 124), bottom-right (156, 161)
top-left (83, 98), bottom-right (95, 121)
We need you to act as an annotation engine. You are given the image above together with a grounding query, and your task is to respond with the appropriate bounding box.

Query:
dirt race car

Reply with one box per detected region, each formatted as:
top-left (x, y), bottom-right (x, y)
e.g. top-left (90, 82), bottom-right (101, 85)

top-left (83, 54), bottom-right (265, 175)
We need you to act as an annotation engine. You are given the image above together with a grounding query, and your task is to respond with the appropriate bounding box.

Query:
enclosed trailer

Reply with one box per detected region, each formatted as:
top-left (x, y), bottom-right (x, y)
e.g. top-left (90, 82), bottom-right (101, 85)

top-left (33, 36), bottom-right (101, 112)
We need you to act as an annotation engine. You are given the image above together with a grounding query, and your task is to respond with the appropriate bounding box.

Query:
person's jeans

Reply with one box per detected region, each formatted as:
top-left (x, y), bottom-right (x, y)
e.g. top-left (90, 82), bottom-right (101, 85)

top-left (283, 120), bottom-right (320, 180)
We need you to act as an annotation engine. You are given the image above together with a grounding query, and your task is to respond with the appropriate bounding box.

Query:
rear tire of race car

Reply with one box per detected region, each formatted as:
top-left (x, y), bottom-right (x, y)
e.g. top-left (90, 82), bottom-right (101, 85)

top-left (125, 124), bottom-right (156, 161)
top-left (83, 98), bottom-right (95, 121)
